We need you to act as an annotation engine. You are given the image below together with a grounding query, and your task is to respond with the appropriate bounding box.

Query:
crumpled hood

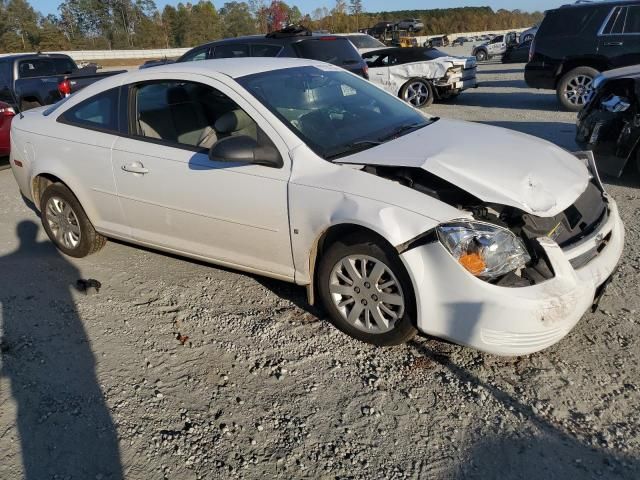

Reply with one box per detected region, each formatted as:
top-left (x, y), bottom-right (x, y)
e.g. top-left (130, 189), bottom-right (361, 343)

top-left (337, 118), bottom-right (590, 217)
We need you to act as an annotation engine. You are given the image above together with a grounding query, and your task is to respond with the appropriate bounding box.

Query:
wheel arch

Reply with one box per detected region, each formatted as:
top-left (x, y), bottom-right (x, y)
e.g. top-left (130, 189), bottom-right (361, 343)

top-left (306, 222), bottom-right (404, 306)
top-left (31, 172), bottom-right (93, 224)
top-left (398, 77), bottom-right (436, 103)
top-left (556, 58), bottom-right (607, 87)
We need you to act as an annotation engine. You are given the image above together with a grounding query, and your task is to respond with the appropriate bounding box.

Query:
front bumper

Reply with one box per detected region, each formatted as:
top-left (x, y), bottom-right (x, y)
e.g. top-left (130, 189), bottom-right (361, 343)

top-left (400, 198), bottom-right (624, 356)
top-left (436, 78), bottom-right (478, 94)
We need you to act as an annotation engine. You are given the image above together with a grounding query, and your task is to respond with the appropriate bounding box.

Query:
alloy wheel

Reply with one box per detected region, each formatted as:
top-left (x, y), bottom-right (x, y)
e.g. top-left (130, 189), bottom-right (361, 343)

top-left (564, 74), bottom-right (594, 107)
top-left (402, 81), bottom-right (430, 107)
top-left (328, 255), bottom-right (405, 334)
top-left (45, 196), bottom-right (82, 250)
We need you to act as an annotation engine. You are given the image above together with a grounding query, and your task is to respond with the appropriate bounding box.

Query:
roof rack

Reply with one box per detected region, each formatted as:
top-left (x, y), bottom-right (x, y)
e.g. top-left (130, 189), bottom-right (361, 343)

top-left (266, 25), bottom-right (312, 39)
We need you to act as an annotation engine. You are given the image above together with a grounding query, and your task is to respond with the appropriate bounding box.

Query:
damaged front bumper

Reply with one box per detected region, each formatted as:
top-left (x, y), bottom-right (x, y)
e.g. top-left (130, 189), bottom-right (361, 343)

top-left (399, 197), bottom-right (624, 356)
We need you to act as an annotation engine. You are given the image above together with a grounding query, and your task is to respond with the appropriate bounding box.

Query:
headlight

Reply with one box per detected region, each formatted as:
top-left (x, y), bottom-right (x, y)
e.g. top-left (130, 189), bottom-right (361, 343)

top-left (436, 221), bottom-right (531, 280)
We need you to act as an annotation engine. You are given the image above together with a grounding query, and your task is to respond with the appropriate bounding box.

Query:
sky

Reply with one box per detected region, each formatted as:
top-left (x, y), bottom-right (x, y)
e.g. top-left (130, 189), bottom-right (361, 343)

top-left (31, 0), bottom-right (568, 16)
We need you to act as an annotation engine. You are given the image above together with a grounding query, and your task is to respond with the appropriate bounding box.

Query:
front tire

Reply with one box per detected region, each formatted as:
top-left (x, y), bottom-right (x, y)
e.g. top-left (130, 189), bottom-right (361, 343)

top-left (556, 66), bottom-right (599, 112)
top-left (40, 183), bottom-right (106, 258)
top-left (400, 79), bottom-right (434, 108)
top-left (317, 234), bottom-right (418, 346)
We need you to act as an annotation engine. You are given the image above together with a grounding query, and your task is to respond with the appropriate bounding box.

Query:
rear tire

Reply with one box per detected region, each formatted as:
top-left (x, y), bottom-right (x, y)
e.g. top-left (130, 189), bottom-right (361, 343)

top-left (317, 234), bottom-right (418, 346)
top-left (40, 183), bottom-right (106, 258)
top-left (475, 49), bottom-right (488, 62)
top-left (400, 79), bottom-right (434, 108)
top-left (556, 66), bottom-right (599, 112)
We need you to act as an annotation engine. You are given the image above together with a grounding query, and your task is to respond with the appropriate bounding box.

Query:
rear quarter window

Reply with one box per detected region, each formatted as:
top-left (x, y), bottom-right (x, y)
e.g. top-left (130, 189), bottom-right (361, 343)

top-left (18, 59), bottom-right (55, 78)
top-left (59, 87), bottom-right (120, 133)
top-left (537, 8), bottom-right (598, 37)
top-left (293, 38), bottom-right (361, 66)
top-left (53, 58), bottom-right (77, 74)
top-left (213, 44), bottom-right (250, 58)
top-left (251, 44), bottom-right (282, 57)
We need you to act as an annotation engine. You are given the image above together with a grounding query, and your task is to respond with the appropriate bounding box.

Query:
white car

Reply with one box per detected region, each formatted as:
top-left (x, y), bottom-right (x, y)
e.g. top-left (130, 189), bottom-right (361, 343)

top-left (9, 58), bottom-right (624, 355)
top-left (335, 33), bottom-right (387, 54)
top-left (363, 47), bottom-right (477, 108)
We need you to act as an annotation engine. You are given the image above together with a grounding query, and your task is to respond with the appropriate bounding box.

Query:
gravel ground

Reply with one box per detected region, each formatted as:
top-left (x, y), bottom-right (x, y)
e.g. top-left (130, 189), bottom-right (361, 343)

top-left (1, 61), bottom-right (640, 480)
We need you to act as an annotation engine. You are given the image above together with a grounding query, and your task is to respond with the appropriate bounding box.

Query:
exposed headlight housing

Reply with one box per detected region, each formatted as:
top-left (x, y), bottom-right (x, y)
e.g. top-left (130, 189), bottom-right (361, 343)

top-left (437, 221), bottom-right (531, 280)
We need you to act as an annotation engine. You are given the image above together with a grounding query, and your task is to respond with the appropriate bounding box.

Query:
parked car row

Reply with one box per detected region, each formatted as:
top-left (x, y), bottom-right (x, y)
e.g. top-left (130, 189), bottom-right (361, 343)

top-left (8, 57), bottom-right (624, 356)
top-left (142, 27), bottom-right (477, 112)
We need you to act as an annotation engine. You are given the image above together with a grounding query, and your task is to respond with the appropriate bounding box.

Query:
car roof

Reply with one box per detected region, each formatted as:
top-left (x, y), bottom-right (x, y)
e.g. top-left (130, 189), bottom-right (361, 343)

top-left (150, 57), bottom-right (326, 78)
top-left (193, 32), bottom-right (349, 49)
top-left (364, 47), bottom-right (430, 55)
top-left (0, 53), bottom-right (72, 62)
top-left (558, 0), bottom-right (639, 9)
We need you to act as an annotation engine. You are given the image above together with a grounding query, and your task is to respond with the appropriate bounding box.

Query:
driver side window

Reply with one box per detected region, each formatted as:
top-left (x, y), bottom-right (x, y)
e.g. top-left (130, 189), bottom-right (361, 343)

top-left (133, 80), bottom-right (259, 151)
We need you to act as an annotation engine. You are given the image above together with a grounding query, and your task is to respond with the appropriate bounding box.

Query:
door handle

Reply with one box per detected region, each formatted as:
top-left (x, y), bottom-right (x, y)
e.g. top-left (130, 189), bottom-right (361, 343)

top-left (121, 164), bottom-right (149, 174)
top-left (605, 42), bottom-right (623, 46)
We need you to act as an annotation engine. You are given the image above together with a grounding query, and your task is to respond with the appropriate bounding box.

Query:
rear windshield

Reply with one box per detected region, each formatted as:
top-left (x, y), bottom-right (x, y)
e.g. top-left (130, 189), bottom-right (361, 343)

top-left (346, 35), bottom-right (386, 49)
top-left (293, 38), bottom-right (362, 66)
top-left (537, 7), bottom-right (598, 37)
top-left (17, 57), bottom-right (76, 78)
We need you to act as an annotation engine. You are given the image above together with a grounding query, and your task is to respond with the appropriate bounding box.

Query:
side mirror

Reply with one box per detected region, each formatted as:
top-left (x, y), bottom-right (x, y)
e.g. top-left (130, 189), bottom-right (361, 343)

top-left (209, 135), bottom-right (283, 168)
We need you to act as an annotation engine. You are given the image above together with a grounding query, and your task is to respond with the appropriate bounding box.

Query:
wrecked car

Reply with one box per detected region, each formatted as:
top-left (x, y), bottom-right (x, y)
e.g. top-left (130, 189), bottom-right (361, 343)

top-left (362, 47), bottom-right (477, 108)
top-left (577, 65), bottom-right (640, 177)
top-left (10, 58), bottom-right (624, 355)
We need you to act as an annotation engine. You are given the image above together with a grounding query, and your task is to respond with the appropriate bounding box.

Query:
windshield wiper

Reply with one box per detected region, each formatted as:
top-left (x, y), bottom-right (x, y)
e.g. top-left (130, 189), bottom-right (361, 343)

top-left (325, 140), bottom-right (383, 160)
top-left (378, 120), bottom-right (435, 142)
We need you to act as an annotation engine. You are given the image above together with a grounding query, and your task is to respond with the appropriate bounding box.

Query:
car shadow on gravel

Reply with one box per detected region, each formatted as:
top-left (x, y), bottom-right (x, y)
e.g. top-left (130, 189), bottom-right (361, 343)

top-left (476, 79), bottom-right (529, 89)
top-left (450, 91), bottom-right (561, 112)
top-left (410, 340), bottom-right (640, 479)
top-left (477, 66), bottom-right (525, 75)
top-left (0, 221), bottom-right (123, 479)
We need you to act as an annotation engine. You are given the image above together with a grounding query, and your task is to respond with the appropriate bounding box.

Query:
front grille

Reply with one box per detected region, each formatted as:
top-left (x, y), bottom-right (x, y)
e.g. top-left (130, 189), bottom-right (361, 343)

top-left (520, 181), bottom-right (608, 249)
top-left (568, 231), bottom-right (612, 269)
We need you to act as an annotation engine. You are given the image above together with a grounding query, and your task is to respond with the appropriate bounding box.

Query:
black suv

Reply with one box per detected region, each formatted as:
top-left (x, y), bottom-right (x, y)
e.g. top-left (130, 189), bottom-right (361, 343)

top-left (526, 1), bottom-right (640, 111)
top-left (172, 27), bottom-right (368, 79)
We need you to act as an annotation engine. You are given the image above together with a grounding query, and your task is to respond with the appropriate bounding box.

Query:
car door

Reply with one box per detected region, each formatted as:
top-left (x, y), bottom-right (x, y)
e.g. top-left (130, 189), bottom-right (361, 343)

top-left (53, 86), bottom-right (129, 237)
top-left (110, 74), bottom-right (294, 279)
top-left (487, 35), bottom-right (506, 55)
top-left (365, 53), bottom-right (391, 91)
top-left (598, 6), bottom-right (628, 67)
top-left (599, 5), bottom-right (640, 68)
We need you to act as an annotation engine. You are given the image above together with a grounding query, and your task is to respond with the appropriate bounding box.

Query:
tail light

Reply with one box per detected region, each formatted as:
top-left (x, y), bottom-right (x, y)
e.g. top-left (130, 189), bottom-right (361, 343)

top-left (363, 63), bottom-right (369, 79)
top-left (58, 79), bottom-right (72, 97)
top-left (0, 106), bottom-right (15, 117)
top-left (528, 39), bottom-right (535, 63)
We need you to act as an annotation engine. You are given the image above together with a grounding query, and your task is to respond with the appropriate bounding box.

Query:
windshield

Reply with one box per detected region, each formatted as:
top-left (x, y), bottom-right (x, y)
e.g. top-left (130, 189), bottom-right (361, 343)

top-left (237, 66), bottom-right (434, 160)
top-left (347, 35), bottom-right (386, 49)
top-left (293, 38), bottom-right (362, 66)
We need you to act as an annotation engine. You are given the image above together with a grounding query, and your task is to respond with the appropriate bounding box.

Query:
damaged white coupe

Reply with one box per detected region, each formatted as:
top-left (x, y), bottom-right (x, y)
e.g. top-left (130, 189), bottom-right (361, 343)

top-left (362, 47), bottom-right (477, 108)
top-left (10, 58), bottom-right (623, 355)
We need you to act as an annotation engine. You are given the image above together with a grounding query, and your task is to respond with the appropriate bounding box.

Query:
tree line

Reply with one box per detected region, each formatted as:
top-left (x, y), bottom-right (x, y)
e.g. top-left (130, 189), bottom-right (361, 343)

top-left (0, 0), bottom-right (544, 53)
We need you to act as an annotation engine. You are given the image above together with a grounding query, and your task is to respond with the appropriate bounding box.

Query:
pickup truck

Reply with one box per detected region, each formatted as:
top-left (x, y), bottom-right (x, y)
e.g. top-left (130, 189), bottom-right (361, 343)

top-left (0, 53), bottom-right (124, 111)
